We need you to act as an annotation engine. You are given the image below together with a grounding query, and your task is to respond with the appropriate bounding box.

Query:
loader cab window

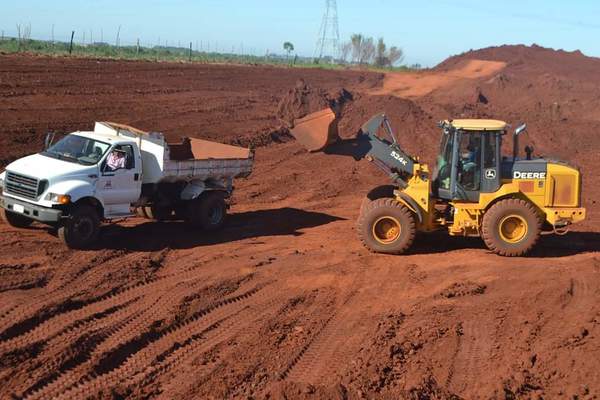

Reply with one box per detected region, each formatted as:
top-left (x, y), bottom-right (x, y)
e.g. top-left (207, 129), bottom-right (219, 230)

top-left (483, 133), bottom-right (497, 168)
top-left (458, 133), bottom-right (481, 191)
top-left (436, 132), bottom-right (453, 190)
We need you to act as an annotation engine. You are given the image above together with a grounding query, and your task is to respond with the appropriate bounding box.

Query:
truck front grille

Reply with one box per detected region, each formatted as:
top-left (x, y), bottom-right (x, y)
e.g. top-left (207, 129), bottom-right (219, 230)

top-left (5, 172), bottom-right (40, 200)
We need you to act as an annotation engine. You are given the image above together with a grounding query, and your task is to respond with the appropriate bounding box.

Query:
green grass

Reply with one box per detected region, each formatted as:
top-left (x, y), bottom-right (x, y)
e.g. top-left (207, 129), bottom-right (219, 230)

top-left (0, 37), bottom-right (415, 72)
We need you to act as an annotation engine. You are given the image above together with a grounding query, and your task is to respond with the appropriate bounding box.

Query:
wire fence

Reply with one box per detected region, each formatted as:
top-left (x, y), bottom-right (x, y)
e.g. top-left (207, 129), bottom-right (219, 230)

top-left (0, 24), bottom-right (341, 68)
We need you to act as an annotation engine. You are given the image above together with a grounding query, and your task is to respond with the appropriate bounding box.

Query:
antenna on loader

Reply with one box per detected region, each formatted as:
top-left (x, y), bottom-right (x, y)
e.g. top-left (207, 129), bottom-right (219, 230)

top-left (315, 0), bottom-right (340, 63)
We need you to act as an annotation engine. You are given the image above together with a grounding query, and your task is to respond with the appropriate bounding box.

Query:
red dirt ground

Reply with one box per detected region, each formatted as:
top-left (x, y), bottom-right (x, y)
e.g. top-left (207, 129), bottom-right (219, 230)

top-left (0, 45), bottom-right (599, 399)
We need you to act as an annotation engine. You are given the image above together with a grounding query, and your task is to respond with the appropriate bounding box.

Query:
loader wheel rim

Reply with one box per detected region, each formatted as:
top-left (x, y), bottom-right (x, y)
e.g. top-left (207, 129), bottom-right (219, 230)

top-left (498, 215), bottom-right (528, 243)
top-left (373, 216), bottom-right (401, 244)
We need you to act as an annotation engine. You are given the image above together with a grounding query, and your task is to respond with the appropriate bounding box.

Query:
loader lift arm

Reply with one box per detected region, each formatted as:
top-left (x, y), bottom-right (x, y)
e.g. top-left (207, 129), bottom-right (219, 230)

top-left (342, 113), bottom-right (417, 188)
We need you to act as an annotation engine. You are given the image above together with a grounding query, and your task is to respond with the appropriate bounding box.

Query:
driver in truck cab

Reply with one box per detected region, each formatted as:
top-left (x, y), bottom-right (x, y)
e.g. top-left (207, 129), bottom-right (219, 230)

top-left (106, 149), bottom-right (126, 171)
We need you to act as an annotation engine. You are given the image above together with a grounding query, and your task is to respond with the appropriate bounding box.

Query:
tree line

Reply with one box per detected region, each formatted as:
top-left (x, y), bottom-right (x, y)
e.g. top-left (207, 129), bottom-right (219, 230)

top-left (340, 34), bottom-right (404, 67)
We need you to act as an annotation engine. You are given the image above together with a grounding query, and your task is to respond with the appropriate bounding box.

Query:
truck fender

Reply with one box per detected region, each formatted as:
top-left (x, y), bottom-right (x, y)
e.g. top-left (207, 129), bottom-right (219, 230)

top-left (49, 180), bottom-right (101, 206)
top-left (181, 180), bottom-right (207, 201)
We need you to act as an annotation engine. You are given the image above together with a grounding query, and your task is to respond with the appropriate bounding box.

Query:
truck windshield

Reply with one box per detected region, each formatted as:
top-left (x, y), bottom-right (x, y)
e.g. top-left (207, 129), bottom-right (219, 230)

top-left (42, 135), bottom-right (110, 165)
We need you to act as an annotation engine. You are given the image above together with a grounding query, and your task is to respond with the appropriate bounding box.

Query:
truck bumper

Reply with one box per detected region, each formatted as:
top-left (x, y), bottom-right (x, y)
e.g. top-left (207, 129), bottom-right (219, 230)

top-left (0, 193), bottom-right (63, 224)
top-left (545, 207), bottom-right (586, 226)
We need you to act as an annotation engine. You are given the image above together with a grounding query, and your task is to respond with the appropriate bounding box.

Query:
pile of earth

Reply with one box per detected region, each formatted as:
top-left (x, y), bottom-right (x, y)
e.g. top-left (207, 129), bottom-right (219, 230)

top-left (276, 79), bottom-right (353, 127)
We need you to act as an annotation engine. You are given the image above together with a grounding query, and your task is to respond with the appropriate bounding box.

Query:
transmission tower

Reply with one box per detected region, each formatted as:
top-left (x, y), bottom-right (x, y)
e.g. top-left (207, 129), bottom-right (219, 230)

top-left (315, 0), bottom-right (340, 61)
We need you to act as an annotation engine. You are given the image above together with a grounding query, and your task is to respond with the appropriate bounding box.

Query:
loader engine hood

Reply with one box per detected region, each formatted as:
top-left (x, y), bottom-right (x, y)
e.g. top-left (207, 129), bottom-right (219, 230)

top-left (501, 158), bottom-right (548, 180)
top-left (502, 157), bottom-right (581, 208)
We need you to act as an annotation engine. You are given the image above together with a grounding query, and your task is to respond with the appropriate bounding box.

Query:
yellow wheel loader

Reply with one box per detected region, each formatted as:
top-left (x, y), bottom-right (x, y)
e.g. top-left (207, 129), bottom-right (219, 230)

top-left (290, 109), bottom-right (586, 256)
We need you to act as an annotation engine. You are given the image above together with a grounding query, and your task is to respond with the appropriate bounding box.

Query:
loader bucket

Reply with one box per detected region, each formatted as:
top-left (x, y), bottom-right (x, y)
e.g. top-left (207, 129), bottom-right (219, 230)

top-left (290, 108), bottom-right (339, 152)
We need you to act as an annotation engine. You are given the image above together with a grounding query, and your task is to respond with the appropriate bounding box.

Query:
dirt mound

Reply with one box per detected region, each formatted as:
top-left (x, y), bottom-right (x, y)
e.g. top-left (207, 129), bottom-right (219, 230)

top-left (276, 79), bottom-right (353, 126)
top-left (370, 59), bottom-right (506, 98)
top-left (436, 44), bottom-right (600, 78)
top-left (338, 94), bottom-right (440, 162)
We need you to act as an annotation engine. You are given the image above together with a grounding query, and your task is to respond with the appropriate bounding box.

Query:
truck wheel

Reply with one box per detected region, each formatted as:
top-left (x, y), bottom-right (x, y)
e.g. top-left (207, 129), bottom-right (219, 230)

top-left (58, 205), bottom-right (100, 249)
top-left (1, 209), bottom-right (33, 228)
top-left (482, 199), bottom-right (541, 257)
top-left (187, 192), bottom-right (227, 231)
top-left (359, 185), bottom-right (396, 215)
top-left (357, 198), bottom-right (416, 255)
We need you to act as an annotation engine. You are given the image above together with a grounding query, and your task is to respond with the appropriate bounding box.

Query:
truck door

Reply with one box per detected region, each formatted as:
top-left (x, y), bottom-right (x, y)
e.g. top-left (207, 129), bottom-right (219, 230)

top-left (98, 144), bottom-right (142, 207)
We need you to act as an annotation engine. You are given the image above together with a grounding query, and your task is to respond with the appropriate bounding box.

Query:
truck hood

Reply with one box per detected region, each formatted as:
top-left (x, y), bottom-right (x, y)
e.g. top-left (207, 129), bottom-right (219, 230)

top-left (5, 153), bottom-right (97, 180)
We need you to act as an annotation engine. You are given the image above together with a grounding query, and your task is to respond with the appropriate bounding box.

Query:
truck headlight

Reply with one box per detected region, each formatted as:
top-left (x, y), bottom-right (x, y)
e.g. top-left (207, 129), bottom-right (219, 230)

top-left (45, 193), bottom-right (71, 204)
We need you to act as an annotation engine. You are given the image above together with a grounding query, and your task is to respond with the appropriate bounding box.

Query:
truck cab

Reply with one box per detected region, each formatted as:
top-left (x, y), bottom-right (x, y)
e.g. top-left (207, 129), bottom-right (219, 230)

top-left (0, 128), bottom-right (143, 246)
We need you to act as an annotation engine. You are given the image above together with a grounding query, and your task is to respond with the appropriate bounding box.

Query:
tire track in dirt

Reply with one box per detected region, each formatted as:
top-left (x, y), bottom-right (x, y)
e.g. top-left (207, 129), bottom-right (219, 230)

top-left (282, 297), bottom-right (371, 384)
top-left (280, 258), bottom-right (421, 385)
top-left (0, 249), bottom-right (184, 346)
top-left (10, 309), bottom-right (144, 398)
top-left (0, 250), bottom-right (133, 331)
top-left (0, 248), bottom-right (232, 351)
top-left (4, 266), bottom-right (248, 397)
top-left (13, 275), bottom-right (213, 398)
top-left (25, 281), bottom-right (276, 400)
top-left (10, 275), bottom-right (206, 392)
top-left (279, 263), bottom-right (370, 384)
top-left (136, 286), bottom-right (287, 398)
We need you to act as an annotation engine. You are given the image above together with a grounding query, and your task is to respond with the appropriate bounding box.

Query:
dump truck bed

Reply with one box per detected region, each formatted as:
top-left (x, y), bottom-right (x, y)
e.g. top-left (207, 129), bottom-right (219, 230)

top-left (163, 137), bottom-right (253, 181)
top-left (164, 138), bottom-right (253, 181)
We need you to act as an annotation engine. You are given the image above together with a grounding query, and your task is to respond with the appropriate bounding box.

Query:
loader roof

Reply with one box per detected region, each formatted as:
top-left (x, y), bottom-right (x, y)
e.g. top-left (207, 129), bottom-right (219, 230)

top-left (447, 119), bottom-right (507, 131)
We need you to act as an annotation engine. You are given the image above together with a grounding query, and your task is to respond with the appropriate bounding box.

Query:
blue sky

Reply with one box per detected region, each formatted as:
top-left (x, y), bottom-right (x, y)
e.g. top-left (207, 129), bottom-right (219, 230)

top-left (2, 0), bottom-right (600, 66)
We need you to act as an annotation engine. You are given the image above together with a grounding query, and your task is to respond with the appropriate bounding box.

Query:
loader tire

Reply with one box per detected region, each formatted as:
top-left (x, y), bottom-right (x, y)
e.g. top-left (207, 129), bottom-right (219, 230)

top-left (482, 199), bottom-right (541, 257)
top-left (1, 209), bottom-right (33, 228)
top-left (359, 185), bottom-right (396, 215)
top-left (187, 192), bottom-right (227, 231)
top-left (357, 198), bottom-right (416, 255)
top-left (58, 205), bottom-right (100, 249)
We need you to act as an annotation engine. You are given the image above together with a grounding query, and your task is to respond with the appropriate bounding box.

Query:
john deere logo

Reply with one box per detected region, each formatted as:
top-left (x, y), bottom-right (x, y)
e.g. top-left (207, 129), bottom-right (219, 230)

top-left (485, 169), bottom-right (496, 180)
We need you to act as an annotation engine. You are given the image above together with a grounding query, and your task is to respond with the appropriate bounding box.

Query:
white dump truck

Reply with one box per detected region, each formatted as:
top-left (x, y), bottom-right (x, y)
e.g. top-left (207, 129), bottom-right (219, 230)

top-left (0, 122), bottom-right (253, 248)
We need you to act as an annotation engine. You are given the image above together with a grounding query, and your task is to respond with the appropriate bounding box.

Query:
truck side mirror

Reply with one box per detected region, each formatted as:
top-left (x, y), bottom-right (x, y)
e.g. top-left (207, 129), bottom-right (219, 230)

top-left (44, 132), bottom-right (56, 150)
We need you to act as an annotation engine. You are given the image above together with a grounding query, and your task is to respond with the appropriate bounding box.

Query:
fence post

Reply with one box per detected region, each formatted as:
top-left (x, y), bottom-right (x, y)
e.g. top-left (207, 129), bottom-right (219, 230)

top-left (69, 31), bottom-right (75, 54)
top-left (189, 41), bottom-right (192, 62)
top-left (136, 38), bottom-right (140, 55)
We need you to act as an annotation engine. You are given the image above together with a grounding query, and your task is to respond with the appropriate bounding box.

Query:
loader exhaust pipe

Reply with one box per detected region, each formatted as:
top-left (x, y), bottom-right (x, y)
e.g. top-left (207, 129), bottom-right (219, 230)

top-left (513, 123), bottom-right (527, 160)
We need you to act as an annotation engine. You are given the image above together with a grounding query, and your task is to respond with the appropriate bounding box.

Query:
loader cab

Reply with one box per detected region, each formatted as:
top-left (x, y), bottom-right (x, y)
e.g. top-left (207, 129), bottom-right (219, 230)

top-left (434, 119), bottom-right (505, 202)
